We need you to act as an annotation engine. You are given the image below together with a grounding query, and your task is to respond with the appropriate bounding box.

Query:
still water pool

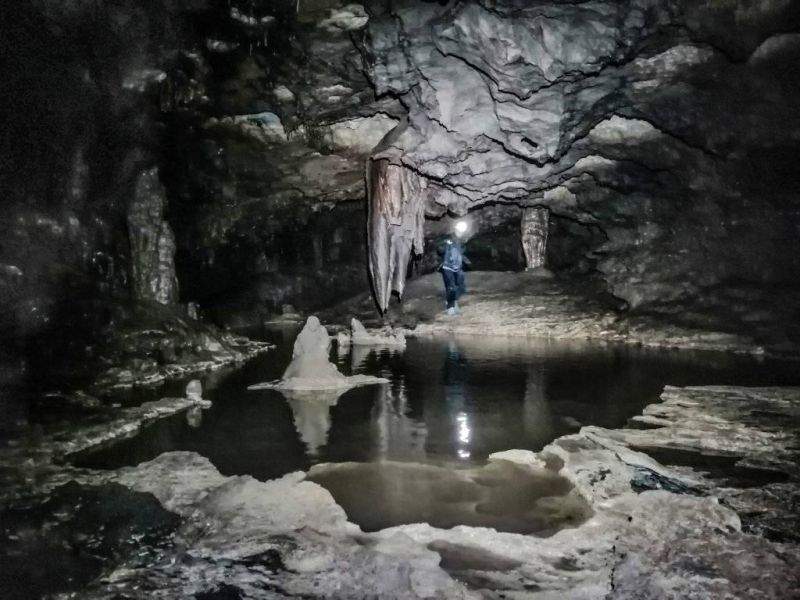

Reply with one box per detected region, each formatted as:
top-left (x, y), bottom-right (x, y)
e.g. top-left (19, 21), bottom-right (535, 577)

top-left (75, 327), bottom-right (800, 482)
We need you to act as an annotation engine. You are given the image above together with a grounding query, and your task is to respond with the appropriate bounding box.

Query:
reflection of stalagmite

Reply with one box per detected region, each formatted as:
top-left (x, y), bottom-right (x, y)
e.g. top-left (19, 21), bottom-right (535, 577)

top-left (282, 390), bottom-right (340, 457)
top-left (367, 159), bottom-right (427, 312)
top-left (521, 207), bottom-right (549, 270)
top-left (350, 344), bottom-right (373, 372)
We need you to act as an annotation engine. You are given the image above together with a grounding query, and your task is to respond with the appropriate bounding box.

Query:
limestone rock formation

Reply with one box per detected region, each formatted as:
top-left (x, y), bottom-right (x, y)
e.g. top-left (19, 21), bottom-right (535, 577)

top-left (521, 207), bottom-right (549, 271)
top-left (361, 0), bottom-right (800, 341)
top-left (127, 168), bottom-right (179, 306)
top-left (368, 160), bottom-right (427, 311)
top-left (248, 316), bottom-right (387, 390)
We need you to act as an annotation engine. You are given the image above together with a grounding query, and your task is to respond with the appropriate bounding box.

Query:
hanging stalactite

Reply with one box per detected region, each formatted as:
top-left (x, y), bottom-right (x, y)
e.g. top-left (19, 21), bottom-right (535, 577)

top-left (367, 159), bottom-right (427, 312)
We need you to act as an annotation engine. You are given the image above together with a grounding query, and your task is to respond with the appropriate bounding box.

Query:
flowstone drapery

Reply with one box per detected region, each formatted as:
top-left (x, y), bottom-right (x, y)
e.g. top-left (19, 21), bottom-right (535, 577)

top-left (367, 159), bottom-right (427, 313)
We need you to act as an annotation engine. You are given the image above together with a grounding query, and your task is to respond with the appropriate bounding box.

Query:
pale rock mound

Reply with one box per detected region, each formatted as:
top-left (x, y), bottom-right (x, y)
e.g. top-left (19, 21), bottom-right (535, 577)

top-left (350, 317), bottom-right (406, 347)
top-left (248, 316), bottom-right (387, 391)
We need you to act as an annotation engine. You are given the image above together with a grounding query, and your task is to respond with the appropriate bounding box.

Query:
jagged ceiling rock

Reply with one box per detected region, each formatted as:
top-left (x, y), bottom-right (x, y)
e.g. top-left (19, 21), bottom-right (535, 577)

top-left (361, 0), bottom-right (800, 329)
top-left (365, 0), bottom-right (699, 204)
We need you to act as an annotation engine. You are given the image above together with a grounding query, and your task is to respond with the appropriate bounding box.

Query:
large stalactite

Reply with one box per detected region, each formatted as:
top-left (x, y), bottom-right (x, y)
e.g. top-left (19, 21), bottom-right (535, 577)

top-left (367, 159), bottom-right (426, 312)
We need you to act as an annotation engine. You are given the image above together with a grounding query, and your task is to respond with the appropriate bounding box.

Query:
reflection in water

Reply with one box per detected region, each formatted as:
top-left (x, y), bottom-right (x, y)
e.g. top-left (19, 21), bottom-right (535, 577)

top-left (280, 389), bottom-right (343, 457)
top-left (443, 339), bottom-right (472, 460)
top-left (185, 406), bottom-right (203, 429)
top-left (523, 365), bottom-right (556, 443)
top-left (372, 379), bottom-right (427, 463)
top-left (350, 344), bottom-right (373, 372)
top-left (74, 333), bottom-right (800, 481)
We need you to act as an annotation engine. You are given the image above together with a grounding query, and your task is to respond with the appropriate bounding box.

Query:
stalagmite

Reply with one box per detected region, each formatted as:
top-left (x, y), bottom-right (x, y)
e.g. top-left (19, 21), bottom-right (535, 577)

top-left (248, 316), bottom-right (388, 391)
top-left (521, 207), bottom-right (550, 270)
top-left (367, 159), bottom-right (426, 312)
top-left (127, 168), bottom-right (179, 305)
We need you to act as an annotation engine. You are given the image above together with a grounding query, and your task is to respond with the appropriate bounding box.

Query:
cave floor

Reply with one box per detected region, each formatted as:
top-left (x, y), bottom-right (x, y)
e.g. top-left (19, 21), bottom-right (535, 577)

top-left (325, 271), bottom-right (785, 356)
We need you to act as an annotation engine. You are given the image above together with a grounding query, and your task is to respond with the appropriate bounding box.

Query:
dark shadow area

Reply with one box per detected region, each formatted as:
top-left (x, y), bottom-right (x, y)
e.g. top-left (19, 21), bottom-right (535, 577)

top-left (0, 481), bottom-right (179, 600)
top-left (629, 446), bottom-right (791, 488)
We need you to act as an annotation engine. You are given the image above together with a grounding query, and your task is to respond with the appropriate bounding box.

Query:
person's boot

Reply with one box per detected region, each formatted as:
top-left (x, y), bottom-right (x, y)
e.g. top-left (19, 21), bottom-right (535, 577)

top-left (446, 307), bottom-right (456, 316)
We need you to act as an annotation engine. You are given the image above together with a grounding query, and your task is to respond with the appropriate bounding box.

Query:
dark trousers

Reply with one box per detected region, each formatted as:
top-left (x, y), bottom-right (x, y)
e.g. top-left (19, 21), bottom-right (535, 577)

top-left (441, 268), bottom-right (465, 308)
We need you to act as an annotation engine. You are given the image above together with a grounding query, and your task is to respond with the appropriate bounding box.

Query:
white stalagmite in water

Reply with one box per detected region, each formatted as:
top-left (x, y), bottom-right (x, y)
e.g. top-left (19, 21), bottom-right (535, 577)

top-left (248, 316), bottom-right (388, 391)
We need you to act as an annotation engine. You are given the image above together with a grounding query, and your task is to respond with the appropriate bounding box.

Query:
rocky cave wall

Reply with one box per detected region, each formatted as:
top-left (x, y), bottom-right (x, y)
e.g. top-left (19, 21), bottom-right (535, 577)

top-left (362, 0), bottom-right (800, 340)
top-left (0, 0), bottom-right (193, 382)
top-left (159, 0), bottom-right (404, 325)
top-left (0, 0), bottom-right (396, 383)
top-left (3, 0), bottom-right (800, 379)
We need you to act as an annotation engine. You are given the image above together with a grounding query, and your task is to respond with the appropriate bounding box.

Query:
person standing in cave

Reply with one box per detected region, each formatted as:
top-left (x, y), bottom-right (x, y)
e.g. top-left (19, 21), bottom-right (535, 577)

top-left (439, 221), bottom-right (471, 316)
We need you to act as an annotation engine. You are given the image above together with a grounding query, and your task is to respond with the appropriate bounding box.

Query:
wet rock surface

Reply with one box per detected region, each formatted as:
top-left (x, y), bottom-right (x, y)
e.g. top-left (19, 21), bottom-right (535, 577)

top-left (348, 317), bottom-right (407, 347)
top-left (307, 459), bottom-right (592, 534)
top-left (1, 382), bottom-right (797, 598)
top-left (606, 385), bottom-right (800, 546)
top-left (89, 302), bottom-right (273, 393)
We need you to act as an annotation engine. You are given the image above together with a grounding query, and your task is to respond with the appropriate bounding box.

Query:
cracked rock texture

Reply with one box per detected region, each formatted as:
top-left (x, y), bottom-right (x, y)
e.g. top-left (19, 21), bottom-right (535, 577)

top-left (6, 0), bottom-right (800, 374)
top-left (362, 0), bottom-right (800, 344)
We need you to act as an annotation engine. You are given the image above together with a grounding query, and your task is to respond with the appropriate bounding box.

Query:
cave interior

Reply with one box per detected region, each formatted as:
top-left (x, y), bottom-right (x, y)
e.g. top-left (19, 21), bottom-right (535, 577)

top-left (1, 0), bottom-right (800, 598)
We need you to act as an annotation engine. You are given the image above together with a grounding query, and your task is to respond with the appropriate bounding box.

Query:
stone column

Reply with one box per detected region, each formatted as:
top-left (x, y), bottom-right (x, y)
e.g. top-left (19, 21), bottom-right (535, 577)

top-left (127, 167), bottom-right (179, 305)
top-left (521, 207), bottom-right (549, 270)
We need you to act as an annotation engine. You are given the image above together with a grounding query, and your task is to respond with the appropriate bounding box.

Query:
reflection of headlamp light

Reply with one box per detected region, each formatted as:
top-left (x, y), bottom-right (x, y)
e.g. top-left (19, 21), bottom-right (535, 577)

top-left (454, 221), bottom-right (469, 235)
